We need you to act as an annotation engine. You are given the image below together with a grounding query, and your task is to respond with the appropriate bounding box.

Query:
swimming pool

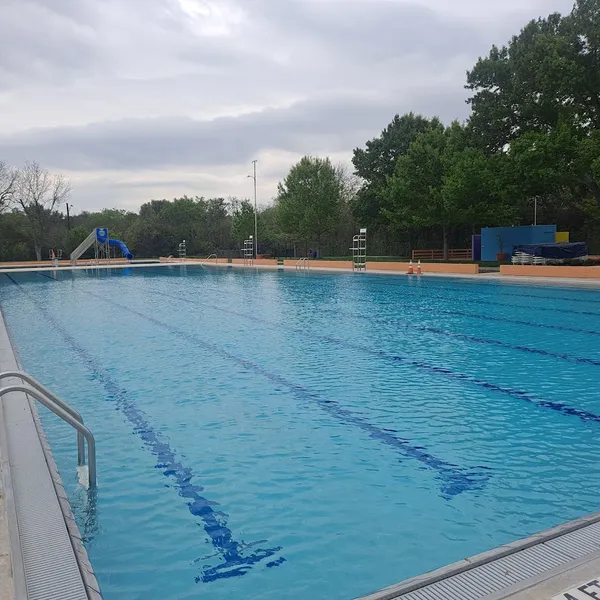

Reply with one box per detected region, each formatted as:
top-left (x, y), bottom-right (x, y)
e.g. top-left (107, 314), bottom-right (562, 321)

top-left (1, 266), bottom-right (600, 600)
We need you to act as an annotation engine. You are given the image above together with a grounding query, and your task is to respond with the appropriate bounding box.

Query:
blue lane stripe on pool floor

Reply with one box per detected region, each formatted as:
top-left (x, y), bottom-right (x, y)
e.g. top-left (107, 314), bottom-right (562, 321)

top-left (76, 287), bottom-right (491, 500)
top-left (148, 289), bottom-right (600, 427)
top-left (4, 273), bottom-right (284, 583)
top-left (313, 308), bottom-right (600, 368)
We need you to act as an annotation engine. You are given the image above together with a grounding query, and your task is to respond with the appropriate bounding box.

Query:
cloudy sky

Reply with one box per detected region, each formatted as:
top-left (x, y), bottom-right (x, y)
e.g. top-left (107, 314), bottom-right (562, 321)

top-left (0, 0), bottom-right (574, 213)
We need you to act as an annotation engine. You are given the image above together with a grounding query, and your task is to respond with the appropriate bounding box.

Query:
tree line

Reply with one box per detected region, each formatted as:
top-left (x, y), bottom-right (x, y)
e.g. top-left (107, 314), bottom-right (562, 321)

top-left (1, 0), bottom-right (599, 261)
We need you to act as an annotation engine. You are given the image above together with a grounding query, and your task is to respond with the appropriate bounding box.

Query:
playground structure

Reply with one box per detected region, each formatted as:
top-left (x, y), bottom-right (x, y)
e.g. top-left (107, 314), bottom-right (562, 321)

top-left (70, 228), bottom-right (133, 265)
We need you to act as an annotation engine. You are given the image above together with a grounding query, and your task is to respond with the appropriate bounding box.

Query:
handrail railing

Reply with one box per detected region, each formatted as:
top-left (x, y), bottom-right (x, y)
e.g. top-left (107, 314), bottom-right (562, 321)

top-left (0, 371), bottom-right (96, 488)
top-left (295, 257), bottom-right (310, 271)
top-left (0, 371), bottom-right (85, 466)
top-left (205, 254), bottom-right (217, 261)
top-left (412, 248), bottom-right (473, 261)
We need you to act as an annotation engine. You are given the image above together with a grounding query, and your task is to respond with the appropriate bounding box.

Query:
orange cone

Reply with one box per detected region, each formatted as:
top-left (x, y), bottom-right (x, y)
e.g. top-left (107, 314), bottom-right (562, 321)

top-left (407, 260), bottom-right (414, 275)
top-left (417, 260), bottom-right (422, 275)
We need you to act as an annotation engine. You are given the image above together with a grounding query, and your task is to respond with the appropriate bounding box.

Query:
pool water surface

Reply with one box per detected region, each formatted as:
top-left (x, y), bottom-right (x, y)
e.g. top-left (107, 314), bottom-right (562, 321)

top-left (1, 266), bottom-right (600, 600)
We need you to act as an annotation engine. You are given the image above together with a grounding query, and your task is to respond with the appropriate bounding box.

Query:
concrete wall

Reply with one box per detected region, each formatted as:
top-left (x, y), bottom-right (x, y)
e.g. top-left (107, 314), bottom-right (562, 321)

top-left (159, 257), bottom-right (227, 264)
top-left (481, 225), bottom-right (556, 261)
top-left (366, 262), bottom-right (409, 272)
top-left (501, 265), bottom-right (600, 278)
top-left (253, 259), bottom-right (279, 266)
top-left (366, 262), bottom-right (479, 274)
top-left (283, 260), bottom-right (354, 269)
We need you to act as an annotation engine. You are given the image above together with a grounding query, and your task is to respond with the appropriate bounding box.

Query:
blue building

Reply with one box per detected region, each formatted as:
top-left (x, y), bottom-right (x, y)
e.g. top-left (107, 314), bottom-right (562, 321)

top-left (480, 225), bottom-right (557, 262)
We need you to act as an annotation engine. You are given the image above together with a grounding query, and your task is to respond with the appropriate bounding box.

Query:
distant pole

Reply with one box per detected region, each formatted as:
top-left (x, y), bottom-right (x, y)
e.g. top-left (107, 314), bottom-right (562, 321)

top-left (248, 161), bottom-right (258, 258)
top-left (534, 197), bottom-right (537, 226)
top-left (252, 160), bottom-right (258, 258)
top-left (66, 203), bottom-right (72, 230)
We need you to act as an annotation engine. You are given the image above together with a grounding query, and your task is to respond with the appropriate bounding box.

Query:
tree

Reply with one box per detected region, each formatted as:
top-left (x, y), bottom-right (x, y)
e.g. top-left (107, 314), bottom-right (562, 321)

top-left (466, 1), bottom-right (600, 205)
top-left (64, 226), bottom-right (90, 255)
top-left (0, 210), bottom-right (32, 261)
top-left (384, 122), bottom-right (507, 258)
top-left (352, 113), bottom-right (441, 225)
top-left (231, 200), bottom-right (255, 245)
top-left (0, 161), bottom-right (18, 213)
top-left (14, 161), bottom-right (70, 260)
top-left (276, 156), bottom-right (344, 255)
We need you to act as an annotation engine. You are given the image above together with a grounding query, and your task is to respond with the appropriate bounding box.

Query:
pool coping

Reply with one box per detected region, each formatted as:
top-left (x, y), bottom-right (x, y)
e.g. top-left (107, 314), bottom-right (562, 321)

top-left (0, 305), bottom-right (102, 600)
top-left (4, 260), bottom-right (600, 290)
top-left (355, 510), bottom-right (600, 599)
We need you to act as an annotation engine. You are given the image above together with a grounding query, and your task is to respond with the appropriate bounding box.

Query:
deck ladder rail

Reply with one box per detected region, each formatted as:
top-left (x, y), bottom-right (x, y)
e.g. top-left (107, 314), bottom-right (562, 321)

top-left (0, 370), bottom-right (97, 488)
top-left (205, 254), bottom-right (217, 262)
top-left (295, 257), bottom-right (310, 271)
top-left (351, 228), bottom-right (367, 272)
top-left (243, 236), bottom-right (254, 266)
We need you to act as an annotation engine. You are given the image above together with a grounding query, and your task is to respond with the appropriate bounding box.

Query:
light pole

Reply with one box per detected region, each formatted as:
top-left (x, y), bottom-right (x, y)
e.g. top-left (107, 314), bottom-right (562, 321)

top-left (247, 160), bottom-right (258, 258)
top-left (66, 203), bottom-right (73, 230)
top-left (534, 196), bottom-right (538, 226)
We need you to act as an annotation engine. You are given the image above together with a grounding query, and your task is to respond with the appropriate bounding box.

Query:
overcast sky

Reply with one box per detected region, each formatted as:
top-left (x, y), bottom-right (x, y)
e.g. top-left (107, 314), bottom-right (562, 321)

top-left (0, 0), bottom-right (574, 213)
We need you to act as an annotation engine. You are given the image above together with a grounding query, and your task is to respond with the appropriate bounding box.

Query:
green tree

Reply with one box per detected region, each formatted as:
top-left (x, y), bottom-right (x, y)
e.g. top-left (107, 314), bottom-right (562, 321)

top-left (231, 200), bottom-right (255, 244)
top-left (77, 208), bottom-right (138, 240)
top-left (466, 0), bottom-right (600, 205)
top-left (0, 210), bottom-right (32, 261)
top-left (64, 226), bottom-right (90, 255)
top-left (384, 122), bottom-right (507, 258)
top-left (352, 113), bottom-right (441, 226)
top-left (276, 156), bottom-right (344, 254)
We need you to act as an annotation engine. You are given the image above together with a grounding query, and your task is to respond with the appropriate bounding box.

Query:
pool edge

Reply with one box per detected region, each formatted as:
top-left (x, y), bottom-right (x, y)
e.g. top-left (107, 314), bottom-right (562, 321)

top-left (0, 305), bottom-right (102, 600)
top-left (356, 510), bottom-right (600, 599)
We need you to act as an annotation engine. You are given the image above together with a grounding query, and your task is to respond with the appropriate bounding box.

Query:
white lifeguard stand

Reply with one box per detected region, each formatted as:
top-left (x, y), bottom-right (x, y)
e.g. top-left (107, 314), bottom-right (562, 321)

top-left (178, 240), bottom-right (187, 260)
top-left (243, 236), bottom-right (254, 266)
top-left (351, 228), bottom-right (367, 272)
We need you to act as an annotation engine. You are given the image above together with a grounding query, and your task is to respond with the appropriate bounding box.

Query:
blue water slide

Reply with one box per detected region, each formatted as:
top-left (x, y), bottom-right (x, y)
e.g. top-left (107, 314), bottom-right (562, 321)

top-left (108, 238), bottom-right (133, 261)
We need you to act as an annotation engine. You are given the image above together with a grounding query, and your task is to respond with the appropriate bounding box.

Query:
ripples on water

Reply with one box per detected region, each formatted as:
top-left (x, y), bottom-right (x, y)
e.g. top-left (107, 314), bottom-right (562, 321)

top-left (2, 267), bottom-right (600, 600)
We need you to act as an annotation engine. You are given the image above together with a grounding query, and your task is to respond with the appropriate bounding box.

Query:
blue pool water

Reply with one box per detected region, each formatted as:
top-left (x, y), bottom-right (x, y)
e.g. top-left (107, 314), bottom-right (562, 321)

top-left (2, 266), bottom-right (600, 599)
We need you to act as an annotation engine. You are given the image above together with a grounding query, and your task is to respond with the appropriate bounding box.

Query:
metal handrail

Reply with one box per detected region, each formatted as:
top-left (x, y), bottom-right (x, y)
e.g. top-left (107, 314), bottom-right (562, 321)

top-left (295, 257), bottom-right (310, 271)
top-left (0, 376), bottom-right (97, 488)
top-left (0, 371), bottom-right (85, 466)
top-left (205, 254), bottom-right (217, 261)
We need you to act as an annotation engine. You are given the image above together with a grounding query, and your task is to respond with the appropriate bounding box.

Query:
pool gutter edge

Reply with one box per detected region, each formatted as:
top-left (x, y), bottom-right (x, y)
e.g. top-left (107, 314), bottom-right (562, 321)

top-left (356, 509), bottom-right (600, 600)
top-left (0, 305), bottom-right (102, 600)
top-left (0, 380), bottom-right (24, 600)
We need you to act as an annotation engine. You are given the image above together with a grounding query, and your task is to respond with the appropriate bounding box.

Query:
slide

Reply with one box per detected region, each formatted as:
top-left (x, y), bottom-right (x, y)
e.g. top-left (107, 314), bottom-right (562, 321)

top-left (70, 228), bottom-right (134, 263)
top-left (108, 238), bottom-right (133, 261)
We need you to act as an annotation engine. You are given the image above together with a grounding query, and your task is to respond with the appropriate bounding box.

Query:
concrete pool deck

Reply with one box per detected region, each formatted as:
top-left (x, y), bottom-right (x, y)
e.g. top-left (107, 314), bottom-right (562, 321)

top-left (2, 261), bottom-right (600, 599)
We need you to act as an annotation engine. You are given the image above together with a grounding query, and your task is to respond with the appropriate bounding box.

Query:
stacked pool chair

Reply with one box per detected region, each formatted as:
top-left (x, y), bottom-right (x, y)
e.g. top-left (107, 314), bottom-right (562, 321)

top-left (511, 251), bottom-right (546, 265)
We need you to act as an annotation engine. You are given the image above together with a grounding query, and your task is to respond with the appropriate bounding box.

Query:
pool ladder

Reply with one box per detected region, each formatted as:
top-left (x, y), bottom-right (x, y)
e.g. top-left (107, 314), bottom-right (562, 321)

top-left (295, 257), bottom-right (310, 271)
top-left (0, 371), bottom-right (97, 489)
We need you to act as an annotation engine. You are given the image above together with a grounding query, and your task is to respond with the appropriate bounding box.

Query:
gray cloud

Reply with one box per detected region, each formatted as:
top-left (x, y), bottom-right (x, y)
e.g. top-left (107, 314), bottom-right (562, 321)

top-left (0, 0), bottom-right (101, 88)
top-left (0, 0), bottom-right (576, 210)
top-left (0, 86), bottom-right (469, 171)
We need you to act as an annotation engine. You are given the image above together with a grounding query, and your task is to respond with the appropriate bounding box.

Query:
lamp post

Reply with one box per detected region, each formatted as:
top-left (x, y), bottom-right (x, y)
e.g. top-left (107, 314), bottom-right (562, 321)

top-left (66, 203), bottom-right (73, 230)
top-left (247, 160), bottom-right (258, 258)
